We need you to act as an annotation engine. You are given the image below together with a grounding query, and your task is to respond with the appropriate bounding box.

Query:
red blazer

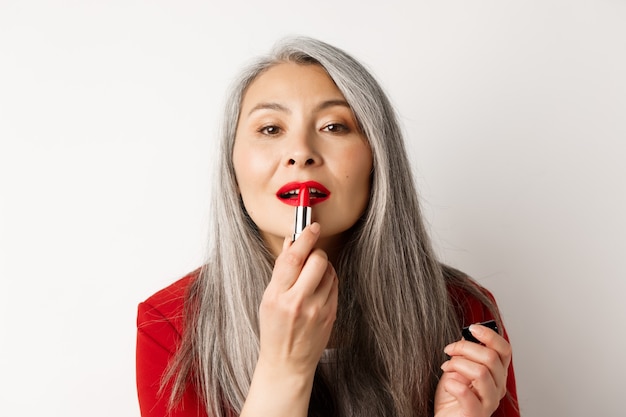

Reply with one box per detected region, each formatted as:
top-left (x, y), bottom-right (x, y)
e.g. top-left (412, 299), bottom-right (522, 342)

top-left (136, 270), bottom-right (519, 417)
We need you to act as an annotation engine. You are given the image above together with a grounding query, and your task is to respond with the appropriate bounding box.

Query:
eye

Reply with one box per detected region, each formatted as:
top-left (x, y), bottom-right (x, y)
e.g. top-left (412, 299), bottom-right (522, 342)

top-left (258, 125), bottom-right (281, 136)
top-left (322, 123), bottom-right (350, 134)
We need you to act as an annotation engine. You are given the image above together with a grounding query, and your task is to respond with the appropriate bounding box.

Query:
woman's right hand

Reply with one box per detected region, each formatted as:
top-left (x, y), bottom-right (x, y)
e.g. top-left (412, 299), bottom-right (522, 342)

top-left (258, 222), bottom-right (338, 377)
top-left (241, 222), bottom-right (338, 417)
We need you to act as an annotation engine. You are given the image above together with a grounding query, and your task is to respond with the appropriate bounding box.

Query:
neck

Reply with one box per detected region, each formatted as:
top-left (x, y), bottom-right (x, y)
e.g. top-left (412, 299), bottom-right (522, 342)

top-left (315, 232), bottom-right (349, 266)
top-left (262, 229), bottom-right (351, 266)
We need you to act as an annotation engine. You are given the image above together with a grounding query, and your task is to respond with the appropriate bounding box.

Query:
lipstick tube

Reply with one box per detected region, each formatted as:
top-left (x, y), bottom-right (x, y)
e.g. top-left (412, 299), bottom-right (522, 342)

top-left (292, 185), bottom-right (311, 241)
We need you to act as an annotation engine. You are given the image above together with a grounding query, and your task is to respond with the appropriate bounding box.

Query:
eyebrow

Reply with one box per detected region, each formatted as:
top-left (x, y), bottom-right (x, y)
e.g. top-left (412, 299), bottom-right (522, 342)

top-left (315, 99), bottom-right (351, 112)
top-left (247, 102), bottom-right (290, 116)
top-left (246, 99), bottom-right (351, 116)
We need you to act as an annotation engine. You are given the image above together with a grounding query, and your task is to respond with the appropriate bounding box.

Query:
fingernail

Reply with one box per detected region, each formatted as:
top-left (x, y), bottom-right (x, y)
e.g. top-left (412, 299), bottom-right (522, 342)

top-left (309, 222), bottom-right (320, 234)
top-left (444, 344), bottom-right (453, 355)
top-left (440, 360), bottom-right (450, 371)
top-left (469, 324), bottom-right (483, 336)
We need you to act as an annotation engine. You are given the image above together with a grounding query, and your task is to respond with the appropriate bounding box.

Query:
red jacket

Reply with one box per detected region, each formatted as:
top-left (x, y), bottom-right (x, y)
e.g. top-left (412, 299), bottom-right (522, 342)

top-left (136, 270), bottom-right (519, 417)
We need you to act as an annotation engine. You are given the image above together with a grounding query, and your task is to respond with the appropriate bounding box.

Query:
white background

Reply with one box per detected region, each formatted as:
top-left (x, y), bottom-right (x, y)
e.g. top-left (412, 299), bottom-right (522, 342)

top-left (1, 1), bottom-right (625, 416)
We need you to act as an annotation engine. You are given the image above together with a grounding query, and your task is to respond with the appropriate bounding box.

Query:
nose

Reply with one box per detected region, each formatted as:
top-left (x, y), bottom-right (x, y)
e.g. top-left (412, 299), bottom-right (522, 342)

top-left (287, 156), bottom-right (316, 166)
top-left (283, 130), bottom-right (321, 167)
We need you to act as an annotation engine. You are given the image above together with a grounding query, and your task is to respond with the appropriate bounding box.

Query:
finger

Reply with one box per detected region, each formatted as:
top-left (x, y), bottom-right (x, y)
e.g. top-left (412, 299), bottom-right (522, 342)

top-left (442, 355), bottom-right (498, 391)
top-left (291, 248), bottom-right (329, 295)
top-left (320, 272), bottom-right (339, 327)
top-left (449, 324), bottom-right (511, 369)
top-left (443, 356), bottom-right (502, 412)
top-left (316, 267), bottom-right (339, 325)
top-left (315, 263), bottom-right (338, 304)
top-left (444, 339), bottom-right (508, 398)
top-left (272, 223), bottom-right (321, 290)
top-left (445, 340), bottom-right (505, 381)
top-left (282, 235), bottom-right (292, 252)
top-left (466, 323), bottom-right (512, 369)
top-left (440, 361), bottom-right (471, 386)
top-left (439, 374), bottom-right (482, 415)
top-left (327, 271), bottom-right (339, 309)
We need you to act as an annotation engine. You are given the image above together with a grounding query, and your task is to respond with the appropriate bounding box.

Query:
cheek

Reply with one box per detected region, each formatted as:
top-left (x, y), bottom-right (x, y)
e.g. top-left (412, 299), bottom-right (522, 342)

top-left (345, 146), bottom-right (373, 190)
top-left (233, 145), bottom-right (266, 190)
top-left (354, 154), bottom-right (373, 212)
top-left (232, 145), bottom-right (280, 220)
top-left (332, 146), bottom-right (373, 218)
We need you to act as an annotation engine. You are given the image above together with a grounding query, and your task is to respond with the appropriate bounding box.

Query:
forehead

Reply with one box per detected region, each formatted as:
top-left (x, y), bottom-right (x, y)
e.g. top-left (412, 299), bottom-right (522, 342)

top-left (240, 62), bottom-right (345, 108)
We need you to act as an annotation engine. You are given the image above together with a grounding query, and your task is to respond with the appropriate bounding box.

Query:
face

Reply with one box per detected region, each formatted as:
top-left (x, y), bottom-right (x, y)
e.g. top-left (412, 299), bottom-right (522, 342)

top-left (233, 62), bottom-right (373, 257)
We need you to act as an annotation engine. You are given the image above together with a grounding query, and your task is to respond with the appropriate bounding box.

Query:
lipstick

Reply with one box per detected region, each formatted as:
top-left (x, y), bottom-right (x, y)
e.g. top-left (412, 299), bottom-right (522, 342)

top-left (276, 181), bottom-right (331, 207)
top-left (292, 185), bottom-right (311, 241)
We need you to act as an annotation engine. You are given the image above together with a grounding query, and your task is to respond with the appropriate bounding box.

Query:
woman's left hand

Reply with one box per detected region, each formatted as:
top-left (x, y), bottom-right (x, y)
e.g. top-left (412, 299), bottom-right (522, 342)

top-left (434, 323), bottom-right (512, 417)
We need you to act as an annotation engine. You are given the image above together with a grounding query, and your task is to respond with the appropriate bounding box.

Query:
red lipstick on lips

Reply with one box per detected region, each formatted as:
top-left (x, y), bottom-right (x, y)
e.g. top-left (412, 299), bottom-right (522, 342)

top-left (276, 181), bottom-right (331, 207)
top-left (275, 181), bottom-right (330, 241)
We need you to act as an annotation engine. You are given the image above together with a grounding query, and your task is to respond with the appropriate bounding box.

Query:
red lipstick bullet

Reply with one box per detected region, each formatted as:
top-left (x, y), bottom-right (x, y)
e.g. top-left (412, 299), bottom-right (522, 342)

top-left (298, 184), bottom-right (310, 206)
top-left (292, 185), bottom-right (311, 241)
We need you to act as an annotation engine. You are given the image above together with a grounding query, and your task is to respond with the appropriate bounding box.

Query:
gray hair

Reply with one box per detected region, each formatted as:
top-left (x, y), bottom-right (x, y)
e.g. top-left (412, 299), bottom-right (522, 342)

top-left (166, 36), bottom-right (492, 417)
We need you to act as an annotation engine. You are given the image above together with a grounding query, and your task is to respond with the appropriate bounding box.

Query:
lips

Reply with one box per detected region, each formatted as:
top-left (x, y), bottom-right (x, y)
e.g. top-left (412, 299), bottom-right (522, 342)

top-left (276, 181), bottom-right (331, 206)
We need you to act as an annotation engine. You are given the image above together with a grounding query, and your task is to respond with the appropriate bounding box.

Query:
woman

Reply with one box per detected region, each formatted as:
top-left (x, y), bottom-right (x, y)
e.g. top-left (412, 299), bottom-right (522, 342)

top-left (136, 36), bottom-right (519, 417)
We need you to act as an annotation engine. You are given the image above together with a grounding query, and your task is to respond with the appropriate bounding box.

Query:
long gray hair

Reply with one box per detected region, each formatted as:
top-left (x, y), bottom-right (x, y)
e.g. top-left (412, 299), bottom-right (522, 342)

top-left (166, 36), bottom-right (496, 417)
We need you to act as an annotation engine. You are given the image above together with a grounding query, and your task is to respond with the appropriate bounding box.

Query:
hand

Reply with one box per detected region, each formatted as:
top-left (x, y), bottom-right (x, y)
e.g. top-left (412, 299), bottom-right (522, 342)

top-left (434, 323), bottom-right (512, 417)
top-left (257, 222), bottom-right (339, 378)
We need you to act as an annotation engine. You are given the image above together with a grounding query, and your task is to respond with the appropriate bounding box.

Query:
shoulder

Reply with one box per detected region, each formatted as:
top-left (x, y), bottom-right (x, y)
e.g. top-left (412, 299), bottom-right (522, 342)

top-left (136, 268), bottom-right (200, 351)
top-left (136, 269), bottom-right (206, 417)
top-left (444, 266), bottom-right (500, 327)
